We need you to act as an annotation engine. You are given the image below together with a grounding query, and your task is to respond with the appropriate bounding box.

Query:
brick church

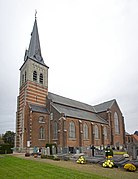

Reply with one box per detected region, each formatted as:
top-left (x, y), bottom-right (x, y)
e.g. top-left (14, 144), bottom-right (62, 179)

top-left (15, 17), bottom-right (126, 152)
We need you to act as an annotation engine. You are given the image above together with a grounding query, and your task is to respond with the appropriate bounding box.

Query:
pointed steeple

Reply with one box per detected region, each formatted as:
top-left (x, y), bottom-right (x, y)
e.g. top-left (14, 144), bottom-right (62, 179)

top-left (24, 16), bottom-right (44, 64)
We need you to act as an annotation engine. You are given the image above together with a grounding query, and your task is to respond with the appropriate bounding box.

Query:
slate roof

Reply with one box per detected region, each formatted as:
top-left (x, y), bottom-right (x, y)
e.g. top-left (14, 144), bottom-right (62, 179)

top-left (48, 92), bottom-right (95, 112)
top-left (24, 18), bottom-right (47, 67)
top-left (48, 92), bottom-right (108, 124)
top-left (29, 104), bottom-right (49, 114)
top-left (93, 99), bottom-right (115, 113)
top-left (132, 135), bottom-right (138, 142)
top-left (52, 103), bottom-right (108, 124)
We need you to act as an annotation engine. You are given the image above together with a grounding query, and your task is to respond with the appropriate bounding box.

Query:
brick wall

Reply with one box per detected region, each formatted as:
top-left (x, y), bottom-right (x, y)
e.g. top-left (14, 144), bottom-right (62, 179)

top-left (49, 114), bottom-right (110, 148)
top-left (23, 104), bottom-right (49, 148)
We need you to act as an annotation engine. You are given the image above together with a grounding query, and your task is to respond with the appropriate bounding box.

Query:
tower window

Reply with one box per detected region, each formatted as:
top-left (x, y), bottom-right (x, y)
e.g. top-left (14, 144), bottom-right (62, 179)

top-left (25, 71), bottom-right (26, 82)
top-left (33, 71), bottom-right (37, 81)
top-left (22, 74), bottom-right (24, 84)
top-left (39, 73), bottom-right (43, 84)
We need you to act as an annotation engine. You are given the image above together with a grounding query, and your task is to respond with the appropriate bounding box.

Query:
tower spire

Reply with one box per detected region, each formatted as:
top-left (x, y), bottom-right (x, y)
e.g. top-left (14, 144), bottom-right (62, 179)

top-left (24, 13), bottom-right (44, 64)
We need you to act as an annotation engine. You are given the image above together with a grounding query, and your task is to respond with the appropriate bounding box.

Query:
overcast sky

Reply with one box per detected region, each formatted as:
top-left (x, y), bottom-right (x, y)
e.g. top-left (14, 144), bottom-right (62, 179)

top-left (0, 0), bottom-right (138, 134)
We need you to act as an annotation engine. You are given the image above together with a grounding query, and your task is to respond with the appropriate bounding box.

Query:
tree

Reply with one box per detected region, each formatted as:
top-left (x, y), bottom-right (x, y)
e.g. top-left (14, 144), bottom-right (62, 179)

top-left (0, 134), bottom-right (4, 144)
top-left (2, 131), bottom-right (15, 146)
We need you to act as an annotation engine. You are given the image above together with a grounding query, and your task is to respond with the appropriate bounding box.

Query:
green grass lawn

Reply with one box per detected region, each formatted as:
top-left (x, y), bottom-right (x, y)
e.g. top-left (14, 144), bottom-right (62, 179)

top-left (0, 155), bottom-right (109, 179)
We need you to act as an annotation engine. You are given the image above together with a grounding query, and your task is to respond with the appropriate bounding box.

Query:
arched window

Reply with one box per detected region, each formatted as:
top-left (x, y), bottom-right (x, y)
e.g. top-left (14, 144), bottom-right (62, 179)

top-left (53, 121), bottom-right (58, 139)
top-left (114, 112), bottom-right (120, 134)
top-left (95, 125), bottom-right (99, 139)
top-left (33, 71), bottom-right (37, 81)
top-left (39, 127), bottom-right (45, 139)
top-left (39, 73), bottom-right (43, 84)
top-left (25, 71), bottom-right (27, 82)
top-left (39, 116), bottom-right (45, 123)
top-left (22, 74), bottom-right (24, 84)
top-left (69, 121), bottom-right (75, 138)
top-left (83, 123), bottom-right (88, 139)
top-left (103, 126), bottom-right (107, 139)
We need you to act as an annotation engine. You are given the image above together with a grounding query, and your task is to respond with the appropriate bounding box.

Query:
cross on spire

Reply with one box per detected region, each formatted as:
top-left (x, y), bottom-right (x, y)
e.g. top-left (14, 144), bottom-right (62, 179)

top-left (35, 10), bottom-right (37, 19)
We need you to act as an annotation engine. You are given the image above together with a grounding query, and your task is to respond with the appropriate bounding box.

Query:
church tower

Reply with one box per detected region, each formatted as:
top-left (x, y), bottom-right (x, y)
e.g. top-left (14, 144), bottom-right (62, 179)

top-left (15, 17), bottom-right (49, 150)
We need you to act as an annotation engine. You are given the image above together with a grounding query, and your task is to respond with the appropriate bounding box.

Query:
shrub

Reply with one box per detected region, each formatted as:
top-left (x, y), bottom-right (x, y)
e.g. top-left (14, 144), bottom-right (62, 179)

top-left (124, 163), bottom-right (136, 172)
top-left (106, 155), bottom-right (113, 159)
top-left (76, 156), bottom-right (86, 164)
top-left (41, 154), bottom-right (47, 159)
top-left (47, 155), bottom-right (54, 159)
top-left (105, 148), bottom-right (113, 158)
top-left (41, 155), bottom-right (54, 160)
top-left (41, 154), bottom-right (60, 160)
top-left (25, 153), bottom-right (30, 157)
top-left (0, 144), bottom-right (13, 154)
top-left (102, 160), bottom-right (114, 168)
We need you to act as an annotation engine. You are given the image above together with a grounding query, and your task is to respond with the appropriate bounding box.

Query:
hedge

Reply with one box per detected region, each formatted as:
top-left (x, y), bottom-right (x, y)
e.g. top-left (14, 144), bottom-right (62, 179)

top-left (0, 144), bottom-right (13, 154)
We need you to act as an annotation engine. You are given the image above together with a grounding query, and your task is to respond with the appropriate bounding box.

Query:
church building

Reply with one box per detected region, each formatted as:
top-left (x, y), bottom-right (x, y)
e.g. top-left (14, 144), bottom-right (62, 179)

top-left (15, 17), bottom-right (126, 153)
